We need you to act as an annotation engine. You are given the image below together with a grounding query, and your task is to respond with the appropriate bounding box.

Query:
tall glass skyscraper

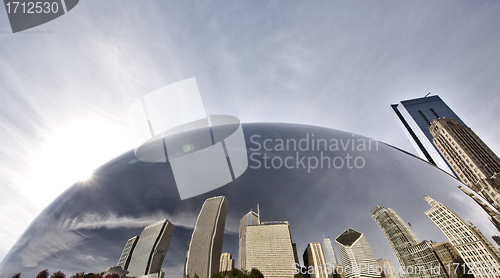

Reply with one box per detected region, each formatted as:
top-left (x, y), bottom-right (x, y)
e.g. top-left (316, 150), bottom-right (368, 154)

top-left (126, 219), bottom-right (175, 277)
top-left (391, 95), bottom-right (465, 177)
top-left (185, 196), bottom-right (229, 278)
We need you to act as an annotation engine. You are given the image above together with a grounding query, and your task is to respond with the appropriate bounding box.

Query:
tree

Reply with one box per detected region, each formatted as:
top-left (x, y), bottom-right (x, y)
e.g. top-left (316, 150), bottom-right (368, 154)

top-left (104, 274), bottom-right (120, 278)
top-left (248, 268), bottom-right (263, 278)
top-left (293, 273), bottom-right (304, 278)
top-left (51, 271), bottom-right (66, 278)
top-left (37, 269), bottom-right (50, 278)
top-left (12, 273), bottom-right (21, 278)
top-left (69, 272), bottom-right (85, 278)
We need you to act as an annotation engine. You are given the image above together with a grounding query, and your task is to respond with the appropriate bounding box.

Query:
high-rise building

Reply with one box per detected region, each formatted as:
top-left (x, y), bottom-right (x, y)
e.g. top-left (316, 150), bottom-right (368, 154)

top-left (424, 195), bottom-right (500, 277)
top-left (323, 237), bottom-right (338, 266)
top-left (371, 206), bottom-right (446, 278)
top-left (391, 95), bottom-right (465, 176)
top-left (185, 196), bottom-right (229, 278)
top-left (335, 228), bottom-right (381, 278)
top-left (376, 258), bottom-right (396, 278)
top-left (303, 243), bottom-right (329, 278)
top-left (126, 219), bottom-right (175, 277)
top-left (429, 118), bottom-right (500, 209)
top-left (431, 241), bottom-right (471, 278)
top-left (219, 253), bottom-right (234, 273)
top-left (458, 185), bottom-right (500, 231)
top-left (239, 210), bottom-right (259, 269)
top-left (117, 236), bottom-right (139, 270)
top-left (245, 221), bottom-right (296, 278)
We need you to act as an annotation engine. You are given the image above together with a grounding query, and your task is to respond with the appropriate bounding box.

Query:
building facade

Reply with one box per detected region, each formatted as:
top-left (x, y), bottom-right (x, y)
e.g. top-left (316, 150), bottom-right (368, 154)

top-left (323, 237), bottom-right (338, 266)
top-left (431, 241), bottom-right (472, 278)
top-left (185, 196), bottom-right (229, 278)
top-left (429, 118), bottom-right (500, 209)
top-left (335, 228), bottom-right (381, 278)
top-left (126, 219), bottom-right (175, 277)
top-left (239, 210), bottom-right (260, 269)
top-left (371, 206), bottom-right (446, 278)
top-left (219, 253), bottom-right (234, 273)
top-left (303, 243), bottom-right (329, 278)
top-left (245, 221), bottom-right (296, 278)
top-left (458, 186), bottom-right (500, 232)
top-left (391, 95), bottom-right (465, 176)
top-left (117, 236), bottom-right (139, 270)
top-left (424, 195), bottom-right (500, 278)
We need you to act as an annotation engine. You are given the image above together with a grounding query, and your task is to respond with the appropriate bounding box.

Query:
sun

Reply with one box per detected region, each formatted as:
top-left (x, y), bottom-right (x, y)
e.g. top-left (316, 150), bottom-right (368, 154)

top-left (21, 119), bottom-right (132, 210)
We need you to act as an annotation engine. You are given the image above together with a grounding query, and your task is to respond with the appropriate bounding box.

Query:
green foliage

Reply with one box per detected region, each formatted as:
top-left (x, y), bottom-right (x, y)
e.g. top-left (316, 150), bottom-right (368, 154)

top-left (50, 271), bottom-right (66, 278)
top-left (37, 269), bottom-right (50, 278)
top-left (211, 267), bottom-right (264, 278)
top-left (293, 273), bottom-right (304, 278)
top-left (249, 268), bottom-right (263, 278)
top-left (194, 274), bottom-right (200, 278)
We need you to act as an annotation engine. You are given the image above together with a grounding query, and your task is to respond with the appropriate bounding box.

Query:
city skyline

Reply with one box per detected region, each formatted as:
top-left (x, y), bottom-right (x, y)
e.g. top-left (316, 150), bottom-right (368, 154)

top-left (1, 123), bottom-right (499, 277)
top-left (1, 2), bottom-right (500, 268)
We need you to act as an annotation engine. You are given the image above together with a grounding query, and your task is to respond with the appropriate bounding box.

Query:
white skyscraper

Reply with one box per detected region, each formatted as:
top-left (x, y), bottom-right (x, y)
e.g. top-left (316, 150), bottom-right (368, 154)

top-left (424, 195), bottom-right (500, 278)
top-left (335, 228), bottom-right (381, 278)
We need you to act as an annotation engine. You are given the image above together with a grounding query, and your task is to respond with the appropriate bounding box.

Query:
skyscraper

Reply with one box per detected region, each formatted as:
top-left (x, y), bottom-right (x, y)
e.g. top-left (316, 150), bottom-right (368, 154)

top-left (424, 195), bottom-right (500, 277)
top-left (219, 253), bottom-right (234, 273)
top-left (117, 236), bottom-right (139, 270)
top-left (239, 210), bottom-right (259, 269)
top-left (185, 196), bottom-right (229, 278)
top-left (245, 221), bottom-right (296, 278)
top-left (323, 237), bottom-right (338, 266)
top-left (335, 228), bottom-right (381, 278)
top-left (430, 241), bottom-right (471, 278)
top-left (458, 185), bottom-right (500, 231)
top-left (391, 95), bottom-right (465, 176)
top-left (126, 219), bottom-right (175, 277)
top-left (371, 206), bottom-right (446, 278)
top-left (429, 118), bottom-right (500, 209)
top-left (303, 243), bottom-right (329, 278)
top-left (376, 258), bottom-right (396, 278)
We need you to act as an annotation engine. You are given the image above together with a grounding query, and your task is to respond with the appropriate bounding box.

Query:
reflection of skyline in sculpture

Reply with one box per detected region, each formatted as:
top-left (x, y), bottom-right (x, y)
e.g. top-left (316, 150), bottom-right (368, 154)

top-left (1, 123), bottom-right (497, 278)
top-left (371, 206), bottom-right (445, 278)
top-left (303, 243), bottom-right (329, 278)
top-left (185, 196), bottom-right (229, 278)
top-left (335, 228), bottom-right (381, 278)
top-left (430, 118), bottom-right (500, 210)
top-left (243, 217), bottom-right (297, 278)
top-left (458, 185), bottom-right (500, 232)
top-left (424, 195), bottom-right (500, 276)
top-left (126, 219), bottom-right (175, 277)
top-left (391, 95), bottom-right (465, 177)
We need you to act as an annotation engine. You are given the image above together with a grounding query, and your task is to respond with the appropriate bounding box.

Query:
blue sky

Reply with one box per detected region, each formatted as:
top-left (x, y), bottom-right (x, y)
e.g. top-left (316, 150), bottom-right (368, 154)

top-left (0, 0), bottom-right (500, 264)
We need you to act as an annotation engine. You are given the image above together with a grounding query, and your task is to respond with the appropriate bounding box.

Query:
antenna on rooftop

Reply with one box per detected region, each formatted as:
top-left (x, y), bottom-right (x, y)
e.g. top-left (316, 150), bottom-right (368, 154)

top-left (257, 204), bottom-right (260, 224)
top-left (424, 92), bottom-right (431, 98)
